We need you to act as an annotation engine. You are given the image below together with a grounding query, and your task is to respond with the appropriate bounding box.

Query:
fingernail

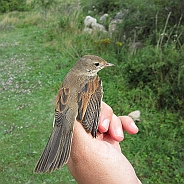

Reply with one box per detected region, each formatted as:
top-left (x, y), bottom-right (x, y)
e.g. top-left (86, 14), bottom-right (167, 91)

top-left (102, 119), bottom-right (110, 131)
top-left (131, 122), bottom-right (138, 130)
top-left (115, 128), bottom-right (124, 137)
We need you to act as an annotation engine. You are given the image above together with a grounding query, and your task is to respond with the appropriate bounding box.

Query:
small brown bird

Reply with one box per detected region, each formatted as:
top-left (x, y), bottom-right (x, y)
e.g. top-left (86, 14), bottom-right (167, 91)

top-left (34, 55), bottom-right (114, 173)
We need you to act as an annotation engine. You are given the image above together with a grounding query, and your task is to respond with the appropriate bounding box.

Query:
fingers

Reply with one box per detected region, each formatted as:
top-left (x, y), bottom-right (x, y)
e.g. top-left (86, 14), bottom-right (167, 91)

top-left (106, 115), bottom-right (139, 142)
top-left (119, 116), bottom-right (139, 134)
top-left (99, 102), bottom-right (139, 142)
top-left (108, 114), bottom-right (124, 142)
top-left (98, 102), bottom-right (113, 133)
top-left (98, 102), bottom-right (124, 142)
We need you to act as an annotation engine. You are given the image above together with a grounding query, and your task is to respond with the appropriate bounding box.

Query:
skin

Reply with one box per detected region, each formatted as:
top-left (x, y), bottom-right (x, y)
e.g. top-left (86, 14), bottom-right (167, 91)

top-left (67, 102), bottom-right (142, 184)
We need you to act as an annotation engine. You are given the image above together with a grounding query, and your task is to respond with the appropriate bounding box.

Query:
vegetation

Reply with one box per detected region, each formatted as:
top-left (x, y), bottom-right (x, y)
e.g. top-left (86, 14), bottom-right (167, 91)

top-left (0, 0), bottom-right (29, 13)
top-left (0, 0), bottom-right (183, 183)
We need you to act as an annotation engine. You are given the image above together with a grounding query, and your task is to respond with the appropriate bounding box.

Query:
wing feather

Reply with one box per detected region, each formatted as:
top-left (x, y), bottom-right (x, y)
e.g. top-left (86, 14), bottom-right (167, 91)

top-left (77, 76), bottom-right (102, 137)
top-left (34, 87), bottom-right (74, 173)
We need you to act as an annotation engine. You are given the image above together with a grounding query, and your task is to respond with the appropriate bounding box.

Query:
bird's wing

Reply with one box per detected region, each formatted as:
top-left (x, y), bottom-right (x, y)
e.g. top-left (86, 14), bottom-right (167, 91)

top-left (77, 76), bottom-right (103, 138)
top-left (34, 87), bottom-right (75, 173)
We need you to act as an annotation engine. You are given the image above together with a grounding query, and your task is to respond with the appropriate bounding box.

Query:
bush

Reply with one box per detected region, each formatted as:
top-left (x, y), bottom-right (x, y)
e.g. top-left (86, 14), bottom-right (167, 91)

top-left (122, 45), bottom-right (184, 115)
top-left (82, 0), bottom-right (184, 45)
top-left (80, 0), bottom-right (184, 116)
top-left (0, 0), bottom-right (30, 13)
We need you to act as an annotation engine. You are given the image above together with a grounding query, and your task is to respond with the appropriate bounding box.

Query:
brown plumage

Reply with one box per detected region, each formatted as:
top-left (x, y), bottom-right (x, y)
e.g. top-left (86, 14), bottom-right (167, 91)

top-left (34, 55), bottom-right (114, 173)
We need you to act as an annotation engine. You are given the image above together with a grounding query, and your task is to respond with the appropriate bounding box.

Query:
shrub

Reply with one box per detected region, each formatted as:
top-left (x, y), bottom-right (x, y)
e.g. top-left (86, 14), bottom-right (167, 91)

top-left (82, 0), bottom-right (184, 45)
top-left (0, 0), bottom-right (30, 13)
top-left (122, 45), bottom-right (184, 115)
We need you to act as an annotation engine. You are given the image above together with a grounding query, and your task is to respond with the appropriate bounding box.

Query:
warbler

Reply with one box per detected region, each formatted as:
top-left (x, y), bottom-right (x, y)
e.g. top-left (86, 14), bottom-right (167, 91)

top-left (34, 55), bottom-right (114, 173)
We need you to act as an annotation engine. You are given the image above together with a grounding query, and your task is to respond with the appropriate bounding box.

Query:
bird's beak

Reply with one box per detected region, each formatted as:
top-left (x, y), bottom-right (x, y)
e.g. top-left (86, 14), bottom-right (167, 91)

top-left (105, 62), bottom-right (114, 67)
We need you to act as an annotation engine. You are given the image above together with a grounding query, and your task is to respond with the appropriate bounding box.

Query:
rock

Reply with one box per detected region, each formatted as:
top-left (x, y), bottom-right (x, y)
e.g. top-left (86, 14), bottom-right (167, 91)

top-left (83, 15), bottom-right (107, 34)
top-left (128, 110), bottom-right (141, 122)
top-left (115, 11), bottom-right (123, 20)
top-left (114, 9), bottom-right (128, 20)
top-left (99, 14), bottom-right (108, 22)
top-left (91, 22), bottom-right (107, 32)
top-left (108, 19), bottom-right (123, 34)
top-left (84, 16), bottom-right (97, 27)
top-left (83, 27), bottom-right (93, 34)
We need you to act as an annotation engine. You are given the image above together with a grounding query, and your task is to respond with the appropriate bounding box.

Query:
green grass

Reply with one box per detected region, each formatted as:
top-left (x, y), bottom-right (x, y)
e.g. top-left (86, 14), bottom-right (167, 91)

top-left (0, 24), bottom-right (77, 183)
top-left (0, 2), bottom-right (184, 183)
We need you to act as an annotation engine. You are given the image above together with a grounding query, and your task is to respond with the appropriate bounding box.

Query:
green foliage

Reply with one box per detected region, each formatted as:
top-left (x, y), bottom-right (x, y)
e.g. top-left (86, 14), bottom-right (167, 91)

top-left (123, 45), bottom-right (184, 114)
top-left (0, 0), bottom-right (30, 13)
top-left (0, 26), bottom-right (76, 183)
top-left (83, 0), bottom-right (184, 45)
top-left (122, 112), bottom-right (184, 183)
top-left (81, 0), bottom-right (184, 115)
top-left (83, 0), bottom-right (122, 13)
top-left (32, 0), bottom-right (58, 18)
top-left (33, 0), bottom-right (57, 9)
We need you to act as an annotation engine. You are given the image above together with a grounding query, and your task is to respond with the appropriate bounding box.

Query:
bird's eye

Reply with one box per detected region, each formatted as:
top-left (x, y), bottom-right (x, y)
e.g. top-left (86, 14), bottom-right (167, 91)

top-left (94, 62), bottom-right (99, 66)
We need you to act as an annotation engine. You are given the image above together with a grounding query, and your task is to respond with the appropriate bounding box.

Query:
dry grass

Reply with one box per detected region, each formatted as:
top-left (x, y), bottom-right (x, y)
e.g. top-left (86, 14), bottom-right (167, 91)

top-left (0, 11), bottom-right (43, 29)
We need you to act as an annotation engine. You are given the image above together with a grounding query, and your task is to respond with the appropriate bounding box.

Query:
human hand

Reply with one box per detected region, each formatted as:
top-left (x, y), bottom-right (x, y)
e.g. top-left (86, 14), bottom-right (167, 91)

top-left (67, 102), bottom-right (141, 184)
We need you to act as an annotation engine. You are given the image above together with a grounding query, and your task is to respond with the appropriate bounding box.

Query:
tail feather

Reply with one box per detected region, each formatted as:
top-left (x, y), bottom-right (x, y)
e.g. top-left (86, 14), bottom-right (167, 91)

top-left (58, 131), bottom-right (72, 168)
top-left (48, 129), bottom-right (72, 172)
top-left (34, 126), bottom-right (73, 173)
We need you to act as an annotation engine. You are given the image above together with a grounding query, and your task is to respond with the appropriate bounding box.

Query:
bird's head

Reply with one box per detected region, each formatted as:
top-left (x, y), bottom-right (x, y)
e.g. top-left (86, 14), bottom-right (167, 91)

top-left (74, 55), bottom-right (114, 76)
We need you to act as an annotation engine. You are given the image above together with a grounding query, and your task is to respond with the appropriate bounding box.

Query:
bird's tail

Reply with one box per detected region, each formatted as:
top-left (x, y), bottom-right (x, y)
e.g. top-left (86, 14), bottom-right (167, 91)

top-left (34, 126), bottom-right (73, 173)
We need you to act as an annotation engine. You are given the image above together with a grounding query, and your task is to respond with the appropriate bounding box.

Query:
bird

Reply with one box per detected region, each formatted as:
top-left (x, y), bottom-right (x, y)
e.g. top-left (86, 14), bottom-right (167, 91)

top-left (34, 55), bottom-right (114, 173)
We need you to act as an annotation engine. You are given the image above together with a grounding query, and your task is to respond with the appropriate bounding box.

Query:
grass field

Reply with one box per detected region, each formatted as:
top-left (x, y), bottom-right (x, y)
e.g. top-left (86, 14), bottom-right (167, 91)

top-left (0, 1), bottom-right (184, 183)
